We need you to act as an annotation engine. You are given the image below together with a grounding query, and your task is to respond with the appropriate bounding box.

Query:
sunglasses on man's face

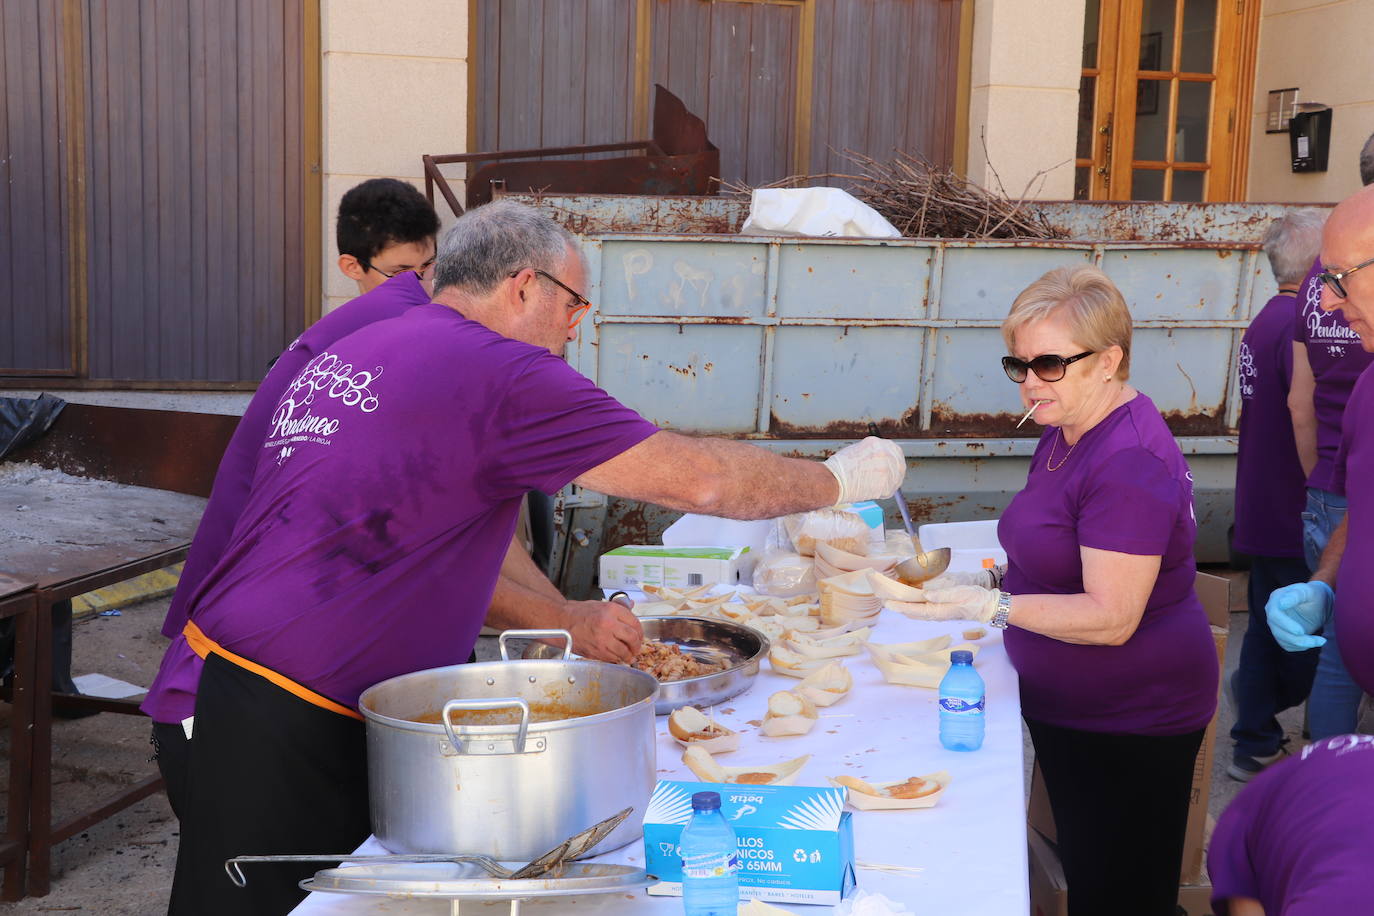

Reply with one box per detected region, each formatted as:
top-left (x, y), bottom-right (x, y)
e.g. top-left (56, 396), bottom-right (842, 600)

top-left (1001, 351), bottom-right (1095, 383)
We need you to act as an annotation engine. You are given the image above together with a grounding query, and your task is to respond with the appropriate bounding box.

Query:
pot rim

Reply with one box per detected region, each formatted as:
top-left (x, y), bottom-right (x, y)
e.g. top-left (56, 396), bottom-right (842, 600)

top-left (358, 658), bottom-right (659, 735)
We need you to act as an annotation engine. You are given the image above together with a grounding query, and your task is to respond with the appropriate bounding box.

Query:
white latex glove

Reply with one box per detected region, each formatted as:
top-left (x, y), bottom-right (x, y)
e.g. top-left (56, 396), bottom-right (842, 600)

top-left (919, 585), bottom-right (1000, 624)
top-left (823, 437), bottom-right (906, 506)
top-left (924, 569), bottom-right (995, 590)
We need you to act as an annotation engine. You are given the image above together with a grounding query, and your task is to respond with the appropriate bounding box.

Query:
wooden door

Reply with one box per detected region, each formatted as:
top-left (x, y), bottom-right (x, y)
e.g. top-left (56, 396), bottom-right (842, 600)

top-left (1075, 0), bottom-right (1259, 201)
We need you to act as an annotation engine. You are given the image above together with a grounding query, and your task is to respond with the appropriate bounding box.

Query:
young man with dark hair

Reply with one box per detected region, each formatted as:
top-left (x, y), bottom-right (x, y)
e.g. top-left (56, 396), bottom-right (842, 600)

top-left (334, 178), bottom-right (441, 295)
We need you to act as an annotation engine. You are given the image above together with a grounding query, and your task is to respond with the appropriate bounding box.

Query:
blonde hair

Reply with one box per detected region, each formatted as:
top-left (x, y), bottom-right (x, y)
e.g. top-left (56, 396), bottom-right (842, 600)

top-left (1001, 265), bottom-right (1133, 380)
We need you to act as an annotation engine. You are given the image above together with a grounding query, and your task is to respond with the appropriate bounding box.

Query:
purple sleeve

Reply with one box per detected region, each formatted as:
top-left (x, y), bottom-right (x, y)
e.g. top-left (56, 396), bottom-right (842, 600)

top-left (1207, 797), bottom-right (1260, 916)
top-left (1279, 326), bottom-right (1295, 390)
top-left (1076, 447), bottom-right (1180, 556)
top-left (482, 352), bottom-right (659, 499)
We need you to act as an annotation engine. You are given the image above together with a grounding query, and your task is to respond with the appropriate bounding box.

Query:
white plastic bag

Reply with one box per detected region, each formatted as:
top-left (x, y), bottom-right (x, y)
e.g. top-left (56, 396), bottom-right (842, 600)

top-left (833, 889), bottom-right (915, 916)
top-left (739, 188), bottom-right (901, 239)
top-left (753, 519), bottom-right (818, 597)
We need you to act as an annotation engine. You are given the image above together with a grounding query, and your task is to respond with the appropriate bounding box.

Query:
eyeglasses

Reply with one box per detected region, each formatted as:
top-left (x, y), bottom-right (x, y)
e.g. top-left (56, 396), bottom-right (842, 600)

top-left (1002, 351), bottom-right (1095, 383)
top-left (1318, 255), bottom-right (1374, 299)
top-left (510, 268), bottom-right (593, 329)
top-left (362, 255), bottom-right (437, 281)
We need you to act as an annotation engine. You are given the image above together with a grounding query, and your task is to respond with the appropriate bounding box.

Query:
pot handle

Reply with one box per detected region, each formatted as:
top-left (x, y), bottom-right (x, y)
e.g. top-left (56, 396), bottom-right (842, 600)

top-left (441, 698), bottom-right (531, 754)
top-left (498, 628), bottom-right (574, 661)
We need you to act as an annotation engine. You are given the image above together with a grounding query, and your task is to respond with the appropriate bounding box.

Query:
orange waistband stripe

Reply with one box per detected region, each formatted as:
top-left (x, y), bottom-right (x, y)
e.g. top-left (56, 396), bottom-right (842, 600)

top-left (183, 620), bottom-right (364, 721)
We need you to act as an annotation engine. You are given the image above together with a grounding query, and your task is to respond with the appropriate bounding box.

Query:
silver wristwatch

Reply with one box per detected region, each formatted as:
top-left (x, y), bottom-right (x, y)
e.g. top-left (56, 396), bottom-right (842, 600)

top-left (989, 590), bottom-right (1012, 629)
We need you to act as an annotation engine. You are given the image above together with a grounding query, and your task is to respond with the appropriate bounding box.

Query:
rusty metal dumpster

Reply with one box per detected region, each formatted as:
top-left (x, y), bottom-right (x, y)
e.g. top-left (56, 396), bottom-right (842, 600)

top-left (508, 193), bottom-right (1327, 592)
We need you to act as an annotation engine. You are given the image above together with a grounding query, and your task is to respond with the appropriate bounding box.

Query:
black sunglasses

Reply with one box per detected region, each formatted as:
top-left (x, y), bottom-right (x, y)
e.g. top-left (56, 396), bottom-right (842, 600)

top-left (1318, 255), bottom-right (1374, 300)
top-left (1002, 351), bottom-right (1095, 383)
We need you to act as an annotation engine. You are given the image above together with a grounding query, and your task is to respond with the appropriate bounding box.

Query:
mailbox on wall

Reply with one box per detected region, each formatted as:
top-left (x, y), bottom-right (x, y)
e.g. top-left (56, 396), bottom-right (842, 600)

top-left (1290, 106), bottom-right (1332, 173)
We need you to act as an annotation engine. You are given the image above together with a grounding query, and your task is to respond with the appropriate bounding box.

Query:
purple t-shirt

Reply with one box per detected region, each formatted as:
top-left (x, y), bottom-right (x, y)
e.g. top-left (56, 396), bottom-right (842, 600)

top-left (1331, 365), bottom-right (1374, 696)
top-left (1294, 258), bottom-right (1373, 493)
top-left (1233, 293), bottom-right (1305, 557)
top-left (161, 273), bottom-right (431, 639)
top-left (1209, 734), bottom-right (1374, 915)
top-left (1000, 393), bottom-right (1217, 735)
top-left (143, 274), bottom-right (431, 724)
top-left (144, 303), bottom-right (657, 720)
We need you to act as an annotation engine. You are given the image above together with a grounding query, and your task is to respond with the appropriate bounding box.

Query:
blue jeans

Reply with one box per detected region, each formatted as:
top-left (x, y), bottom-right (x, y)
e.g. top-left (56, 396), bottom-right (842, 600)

top-left (1302, 487), bottom-right (1366, 739)
top-left (1230, 555), bottom-right (1318, 758)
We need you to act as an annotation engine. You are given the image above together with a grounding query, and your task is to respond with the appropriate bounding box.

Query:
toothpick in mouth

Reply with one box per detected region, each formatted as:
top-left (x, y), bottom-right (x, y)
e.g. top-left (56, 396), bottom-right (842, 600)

top-left (1016, 399), bottom-right (1048, 428)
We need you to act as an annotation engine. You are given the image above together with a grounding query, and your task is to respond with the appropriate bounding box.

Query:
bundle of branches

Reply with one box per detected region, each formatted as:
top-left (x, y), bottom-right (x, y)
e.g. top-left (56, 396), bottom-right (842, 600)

top-left (723, 150), bottom-right (1068, 241)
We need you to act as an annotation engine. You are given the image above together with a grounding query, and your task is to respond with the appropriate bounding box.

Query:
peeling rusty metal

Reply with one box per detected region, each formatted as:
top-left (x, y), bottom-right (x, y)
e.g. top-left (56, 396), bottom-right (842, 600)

top-left (927, 405), bottom-right (1042, 439)
top-left (1159, 409), bottom-right (1231, 437)
top-left (768, 409), bottom-right (923, 440)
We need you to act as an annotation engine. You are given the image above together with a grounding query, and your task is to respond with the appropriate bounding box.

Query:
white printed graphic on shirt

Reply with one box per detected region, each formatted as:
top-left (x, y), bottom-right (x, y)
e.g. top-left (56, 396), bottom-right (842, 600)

top-left (1237, 341), bottom-right (1256, 400)
top-left (1304, 283), bottom-right (1360, 353)
top-left (264, 351), bottom-right (383, 458)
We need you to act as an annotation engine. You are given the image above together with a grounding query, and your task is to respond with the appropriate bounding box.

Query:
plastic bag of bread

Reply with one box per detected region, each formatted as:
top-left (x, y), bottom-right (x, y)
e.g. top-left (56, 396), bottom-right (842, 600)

top-left (784, 508), bottom-right (870, 557)
top-left (753, 550), bottom-right (817, 597)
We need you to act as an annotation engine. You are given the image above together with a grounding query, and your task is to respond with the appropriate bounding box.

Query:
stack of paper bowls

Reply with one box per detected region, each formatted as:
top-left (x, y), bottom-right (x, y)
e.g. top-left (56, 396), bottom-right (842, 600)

top-left (816, 569), bottom-right (884, 626)
top-left (813, 541), bottom-right (899, 581)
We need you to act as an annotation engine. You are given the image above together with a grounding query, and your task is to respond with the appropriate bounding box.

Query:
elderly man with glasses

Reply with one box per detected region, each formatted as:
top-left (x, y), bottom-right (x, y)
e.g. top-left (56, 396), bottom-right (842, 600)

top-left (1270, 183), bottom-right (1374, 713)
top-left (158, 200), bottom-right (906, 916)
top-left (1280, 131), bottom-right (1374, 742)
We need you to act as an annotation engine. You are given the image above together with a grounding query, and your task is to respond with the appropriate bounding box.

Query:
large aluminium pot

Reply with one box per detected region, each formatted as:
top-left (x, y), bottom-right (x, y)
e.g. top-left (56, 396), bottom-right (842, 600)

top-left (358, 631), bottom-right (658, 862)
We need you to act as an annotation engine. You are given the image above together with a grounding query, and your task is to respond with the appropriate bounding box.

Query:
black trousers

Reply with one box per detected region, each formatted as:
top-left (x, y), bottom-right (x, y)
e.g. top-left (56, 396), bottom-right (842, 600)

top-left (1026, 717), bottom-right (1205, 916)
top-left (167, 653), bottom-right (371, 916)
top-left (150, 721), bottom-right (192, 821)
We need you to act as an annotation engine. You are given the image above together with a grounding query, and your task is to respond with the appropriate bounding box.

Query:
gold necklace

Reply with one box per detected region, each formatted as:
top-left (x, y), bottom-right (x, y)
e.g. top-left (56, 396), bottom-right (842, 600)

top-left (1046, 428), bottom-right (1076, 472)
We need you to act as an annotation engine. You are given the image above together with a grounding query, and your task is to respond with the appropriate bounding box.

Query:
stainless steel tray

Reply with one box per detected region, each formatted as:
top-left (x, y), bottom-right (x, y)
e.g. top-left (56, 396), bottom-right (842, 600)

top-left (523, 616), bottom-right (768, 715)
top-left (300, 861), bottom-right (650, 900)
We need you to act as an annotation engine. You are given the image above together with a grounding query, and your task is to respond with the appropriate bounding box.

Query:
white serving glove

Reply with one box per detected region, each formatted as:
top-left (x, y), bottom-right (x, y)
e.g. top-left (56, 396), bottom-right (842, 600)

top-left (918, 585), bottom-right (1000, 623)
top-left (823, 437), bottom-right (906, 506)
top-left (923, 565), bottom-right (1007, 591)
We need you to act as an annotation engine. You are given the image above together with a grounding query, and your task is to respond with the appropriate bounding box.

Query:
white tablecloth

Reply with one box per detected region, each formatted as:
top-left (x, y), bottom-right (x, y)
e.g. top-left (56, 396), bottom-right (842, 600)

top-left (291, 610), bottom-right (1027, 915)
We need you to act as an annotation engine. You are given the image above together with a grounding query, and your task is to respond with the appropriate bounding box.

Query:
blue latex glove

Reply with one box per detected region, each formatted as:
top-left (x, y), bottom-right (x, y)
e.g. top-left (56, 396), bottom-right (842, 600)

top-left (1266, 581), bottom-right (1333, 652)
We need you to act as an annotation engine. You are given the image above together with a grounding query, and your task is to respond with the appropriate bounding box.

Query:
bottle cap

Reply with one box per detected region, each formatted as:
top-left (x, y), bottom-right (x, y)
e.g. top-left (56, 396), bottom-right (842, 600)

top-left (982, 557), bottom-right (996, 569)
top-left (950, 650), bottom-right (973, 665)
top-left (691, 791), bottom-right (722, 811)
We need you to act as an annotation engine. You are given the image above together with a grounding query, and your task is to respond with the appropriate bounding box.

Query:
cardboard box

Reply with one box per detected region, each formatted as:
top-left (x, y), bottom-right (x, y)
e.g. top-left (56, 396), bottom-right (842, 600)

top-left (643, 781), bottom-right (856, 905)
top-left (599, 545), bottom-right (749, 591)
top-left (1027, 827), bottom-right (1068, 916)
top-left (1027, 571), bottom-right (1231, 885)
top-left (1029, 829), bottom-right (1216, 916)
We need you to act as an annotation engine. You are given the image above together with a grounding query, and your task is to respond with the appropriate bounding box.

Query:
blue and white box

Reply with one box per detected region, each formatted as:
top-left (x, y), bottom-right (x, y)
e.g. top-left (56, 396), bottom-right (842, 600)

top-left (643, 781), bottom-right (856, 905)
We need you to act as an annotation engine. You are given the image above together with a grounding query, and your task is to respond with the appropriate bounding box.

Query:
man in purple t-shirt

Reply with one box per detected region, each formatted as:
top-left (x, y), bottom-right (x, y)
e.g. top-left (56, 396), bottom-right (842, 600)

top-left (1269, 183), bottom-right (1374, 704)
top-left (163, 200), bottom-right (907, 916)
top-left (1209, 734), bottom-right (1374, 915)
top-left (1282, 133), bottom-right (1374, 738)
top-left (1227, 210), bottom-right (1324, 781)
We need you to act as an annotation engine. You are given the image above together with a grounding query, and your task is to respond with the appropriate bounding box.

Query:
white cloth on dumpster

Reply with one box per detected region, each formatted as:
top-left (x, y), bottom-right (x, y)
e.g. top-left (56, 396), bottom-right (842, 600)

top-left (740, 188), bottom-right (901, 239)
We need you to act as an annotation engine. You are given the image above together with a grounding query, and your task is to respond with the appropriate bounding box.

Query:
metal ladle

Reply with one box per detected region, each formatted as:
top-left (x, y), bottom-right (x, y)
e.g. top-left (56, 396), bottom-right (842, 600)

top-left (891, 486), bottom-right (951, 586)
top-left (225, 806), bottom-right (634, 887)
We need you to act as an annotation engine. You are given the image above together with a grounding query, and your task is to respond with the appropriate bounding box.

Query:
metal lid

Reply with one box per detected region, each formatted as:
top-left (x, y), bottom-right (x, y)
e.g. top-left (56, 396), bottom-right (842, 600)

top-left (301, 861), bottom-right (651, 900)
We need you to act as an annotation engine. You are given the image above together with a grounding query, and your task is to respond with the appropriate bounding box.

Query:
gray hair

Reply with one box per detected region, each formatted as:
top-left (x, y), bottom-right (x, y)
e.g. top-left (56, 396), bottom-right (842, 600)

top-left (432, 200), bottom-right (578, 296)
top-left (1262, 208), bottom-right (1326, 286)
top-left (1361, 130), bottom-right (1374, 186)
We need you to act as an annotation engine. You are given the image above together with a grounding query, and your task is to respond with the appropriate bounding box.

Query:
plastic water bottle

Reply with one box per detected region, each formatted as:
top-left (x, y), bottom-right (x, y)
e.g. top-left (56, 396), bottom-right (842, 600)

top-left (939, 649), bottom-right (985, 751)
top-left (680, 790), bottom-right (739, 915)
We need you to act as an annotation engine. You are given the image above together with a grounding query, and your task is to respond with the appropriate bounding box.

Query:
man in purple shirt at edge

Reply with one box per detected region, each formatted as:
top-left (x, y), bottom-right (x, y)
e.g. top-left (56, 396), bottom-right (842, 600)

top-left (1283, 131), bottom-right (1374, 738)
top-left (145, 181), bottom-right (644, 822)
top-left (1270, 183), bottom-right (1374, 706)
top-left (1226, 210), bottom-right (1325, 781)
top-left (1208, 734), bottom-right (1374, 916)
top-left (161, 200), bottom-right (907, 916)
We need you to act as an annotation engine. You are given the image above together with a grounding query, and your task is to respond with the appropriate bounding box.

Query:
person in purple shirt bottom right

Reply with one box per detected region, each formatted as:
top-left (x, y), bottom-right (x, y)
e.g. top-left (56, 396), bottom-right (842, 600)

top-left (1227, 209), bottom-right (1326, 782)
top-left (1209, 734), bottom-right (1374, 915)
top-left (909, 266), bottom-right (1217, 916)
top-left (160, 201), bottom-right (908, 916)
